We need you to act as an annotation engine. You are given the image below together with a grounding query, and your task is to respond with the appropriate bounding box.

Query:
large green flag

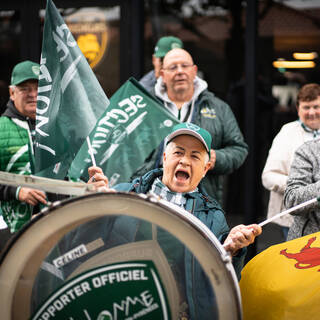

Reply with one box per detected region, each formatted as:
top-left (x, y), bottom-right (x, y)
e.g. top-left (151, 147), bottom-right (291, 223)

top-left (34, 0), bottom-right (109, 179)
top-left (69, 78), bottom-right (180, 185)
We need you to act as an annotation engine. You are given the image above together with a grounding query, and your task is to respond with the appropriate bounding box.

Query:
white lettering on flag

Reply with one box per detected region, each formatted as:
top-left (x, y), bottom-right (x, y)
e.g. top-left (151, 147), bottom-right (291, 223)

top-left (61, 55), bottom-right (82, 93)
top-left (35, 142), bottom-right (56, 156)
top-left (53, 24), bottom-right (77, 62)
top-left (37, 55), bottom-right (52, 138)
top-left (37, 96), bottom-right (50, 115)
top-left (100, 111), bottom-right (147, 164)
top-left (39, 57), bottom-right (52, 82)
top-left (36, 116), bottom-right (49, 137)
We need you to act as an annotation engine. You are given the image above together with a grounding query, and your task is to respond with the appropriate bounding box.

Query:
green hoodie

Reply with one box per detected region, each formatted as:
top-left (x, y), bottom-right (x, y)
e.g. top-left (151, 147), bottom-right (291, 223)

top-left (0, 100), bottom-right (34, 232)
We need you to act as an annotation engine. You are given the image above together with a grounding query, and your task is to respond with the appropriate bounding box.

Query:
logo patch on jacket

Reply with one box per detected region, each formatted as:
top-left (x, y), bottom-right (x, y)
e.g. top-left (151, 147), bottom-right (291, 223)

top-left (200, 107), bottom-right (216, 118)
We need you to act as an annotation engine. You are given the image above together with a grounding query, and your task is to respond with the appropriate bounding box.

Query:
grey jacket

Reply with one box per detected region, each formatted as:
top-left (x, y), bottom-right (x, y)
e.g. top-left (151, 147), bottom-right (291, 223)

top-left (284, 138), bottom-right (320, 240)
top-left (139, 70), bottom-right (157, 93)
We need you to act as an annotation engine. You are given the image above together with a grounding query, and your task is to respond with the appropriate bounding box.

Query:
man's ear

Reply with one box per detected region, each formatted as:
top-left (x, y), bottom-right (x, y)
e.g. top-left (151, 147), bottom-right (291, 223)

top-left (203, 161), bottom-right (211, 177)
top-left (162, 151), bottom-right (167, 164)
top-left (9, 87), bottom-right (15, 101)
top-left (152, 54), bottom-right (157, 67)
top-left (160, 68), bottom-right (165, 79)
top-left (192, 64), bottom-right (198, 79)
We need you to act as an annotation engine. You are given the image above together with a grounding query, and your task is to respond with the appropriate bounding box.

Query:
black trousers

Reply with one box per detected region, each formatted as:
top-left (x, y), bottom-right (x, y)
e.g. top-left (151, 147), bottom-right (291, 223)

top-left (0, 227), bottom-right (13, 255)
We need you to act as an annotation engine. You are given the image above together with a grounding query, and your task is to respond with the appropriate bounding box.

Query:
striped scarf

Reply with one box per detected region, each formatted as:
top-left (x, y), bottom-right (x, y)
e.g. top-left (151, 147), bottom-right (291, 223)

top-left (150, 177), bottom-right (198, 208)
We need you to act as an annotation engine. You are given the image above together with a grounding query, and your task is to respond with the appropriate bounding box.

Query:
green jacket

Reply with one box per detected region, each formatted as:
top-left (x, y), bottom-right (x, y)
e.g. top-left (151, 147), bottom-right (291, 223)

top-left (133, 86), bottom-right (248, 204)
top-left (0, 100), bottom-right (34, 232)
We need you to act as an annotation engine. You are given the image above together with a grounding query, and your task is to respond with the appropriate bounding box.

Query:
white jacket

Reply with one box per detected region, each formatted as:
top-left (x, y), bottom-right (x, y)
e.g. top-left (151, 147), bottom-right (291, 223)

top-left (261, 120), bottom-right (315, 227)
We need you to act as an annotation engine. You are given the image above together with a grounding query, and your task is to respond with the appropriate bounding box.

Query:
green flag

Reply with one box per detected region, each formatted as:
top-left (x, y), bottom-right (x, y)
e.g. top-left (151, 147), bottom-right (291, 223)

top-left (34, 0), bottom-right (109, 179)
top-left (69, 78), bottom-right (179, 184)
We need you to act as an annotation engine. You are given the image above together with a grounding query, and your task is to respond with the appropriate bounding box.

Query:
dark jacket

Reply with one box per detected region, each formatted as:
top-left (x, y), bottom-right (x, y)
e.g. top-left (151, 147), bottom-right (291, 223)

top-left (116, 168), bottom-right (246, 319)
top-left (139, 70), bottom-right (157, 93)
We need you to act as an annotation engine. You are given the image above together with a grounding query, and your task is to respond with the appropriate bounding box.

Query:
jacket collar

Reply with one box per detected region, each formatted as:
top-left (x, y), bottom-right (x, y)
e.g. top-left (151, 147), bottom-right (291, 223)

top-left (133, 168), bottom-right (221, 210)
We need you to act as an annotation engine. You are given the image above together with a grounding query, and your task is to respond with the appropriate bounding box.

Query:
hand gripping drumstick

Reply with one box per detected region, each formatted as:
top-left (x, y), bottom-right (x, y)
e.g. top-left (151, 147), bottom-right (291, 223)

top-left (223, 196), bottom-right (320, 249)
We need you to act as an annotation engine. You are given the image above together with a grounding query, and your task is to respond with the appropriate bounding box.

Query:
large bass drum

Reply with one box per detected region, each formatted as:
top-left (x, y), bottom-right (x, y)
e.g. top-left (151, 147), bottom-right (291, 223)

top-left (0, 192), bottom-right (242, 320)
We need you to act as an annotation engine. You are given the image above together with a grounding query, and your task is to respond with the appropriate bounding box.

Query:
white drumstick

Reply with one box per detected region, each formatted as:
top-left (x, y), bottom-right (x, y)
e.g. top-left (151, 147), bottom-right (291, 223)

top-left (223, 196), bottom-right (320, 250)
top-left (259, 197), bottom-right (319, 227)
top-left (86, 136), bottom-right (96, 167)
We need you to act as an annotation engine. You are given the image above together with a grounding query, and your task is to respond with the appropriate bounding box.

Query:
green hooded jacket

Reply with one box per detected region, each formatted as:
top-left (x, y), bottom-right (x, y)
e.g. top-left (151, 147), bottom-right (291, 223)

top-left (0, 100), bottom-right (34, 232)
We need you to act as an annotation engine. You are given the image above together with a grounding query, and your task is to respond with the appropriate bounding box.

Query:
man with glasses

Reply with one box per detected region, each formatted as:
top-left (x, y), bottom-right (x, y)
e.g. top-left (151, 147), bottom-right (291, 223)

top-left (136, 48), bottom-right (248, 205)
top-left (0, 61), bottom-right (47, 242)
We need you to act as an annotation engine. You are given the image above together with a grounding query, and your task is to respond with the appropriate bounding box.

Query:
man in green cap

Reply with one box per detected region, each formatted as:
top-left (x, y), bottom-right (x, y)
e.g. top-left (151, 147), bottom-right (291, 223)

top-left (0, 60), bottom-right (47, 240)
top-left (89, 122), bottom-right (261, 261)
top-left (139, 36), bottom-right (183, 92)
top-left (134, 48), bottom-right (248, 206)
top-left (88, 123), bottom-right (261, 319)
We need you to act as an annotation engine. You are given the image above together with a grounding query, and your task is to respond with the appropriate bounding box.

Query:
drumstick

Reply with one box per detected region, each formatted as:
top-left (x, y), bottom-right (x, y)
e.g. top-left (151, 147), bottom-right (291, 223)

top-left (86, 136), bottom-right (96, 167)
top-left (223, 196), bottom-right (320, 250)
top-left (259, 196), bottom-right (320, 227)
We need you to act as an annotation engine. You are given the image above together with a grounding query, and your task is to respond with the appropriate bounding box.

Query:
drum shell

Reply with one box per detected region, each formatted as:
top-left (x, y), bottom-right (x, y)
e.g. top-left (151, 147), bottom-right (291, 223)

top-left (0, 192), bottom-right (242, 320)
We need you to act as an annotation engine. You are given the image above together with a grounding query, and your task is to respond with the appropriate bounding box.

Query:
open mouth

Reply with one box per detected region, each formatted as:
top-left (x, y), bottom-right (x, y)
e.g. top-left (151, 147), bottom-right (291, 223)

top-left (175, 170), bottom-right (190, 181)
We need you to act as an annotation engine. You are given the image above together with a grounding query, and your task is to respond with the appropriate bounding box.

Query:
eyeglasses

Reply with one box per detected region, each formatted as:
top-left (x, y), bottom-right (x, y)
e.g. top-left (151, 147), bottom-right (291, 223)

top-left (162, 63), bottom-right (194, 73)
top-left (15, 85), bottom-right (38, 94)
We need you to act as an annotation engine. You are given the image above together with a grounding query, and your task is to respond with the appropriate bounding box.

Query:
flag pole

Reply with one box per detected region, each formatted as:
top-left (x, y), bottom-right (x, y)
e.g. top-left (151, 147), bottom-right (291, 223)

top-left (223, 196), bottom-right (320, 249)
top-left (86, 137), bottom-right (96, 167)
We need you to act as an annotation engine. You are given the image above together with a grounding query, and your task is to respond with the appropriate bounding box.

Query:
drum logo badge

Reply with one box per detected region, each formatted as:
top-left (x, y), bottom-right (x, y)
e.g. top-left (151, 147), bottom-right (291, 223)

top-left (30, 261), bottom-right (171, 320)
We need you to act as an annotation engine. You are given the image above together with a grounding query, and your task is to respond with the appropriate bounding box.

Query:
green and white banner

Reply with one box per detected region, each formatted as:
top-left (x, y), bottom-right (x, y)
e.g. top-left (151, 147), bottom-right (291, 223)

top-left (31, 261), bottom-right (171, 320)
top-left (34, 0), bottom-right (109, 179)
top-left (69, 78), bottom-right (179, 184)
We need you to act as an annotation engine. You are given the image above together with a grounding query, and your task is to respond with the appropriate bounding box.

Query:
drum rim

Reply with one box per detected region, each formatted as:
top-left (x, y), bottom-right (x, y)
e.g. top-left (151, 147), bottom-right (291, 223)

top-left (0, 192), bottom-right (242, 320)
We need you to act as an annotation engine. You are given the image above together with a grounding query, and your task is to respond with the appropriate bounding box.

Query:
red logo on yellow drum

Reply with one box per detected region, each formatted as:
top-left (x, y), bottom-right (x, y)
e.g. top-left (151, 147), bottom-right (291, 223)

top-left (280, 237), bottom-right (320, 271)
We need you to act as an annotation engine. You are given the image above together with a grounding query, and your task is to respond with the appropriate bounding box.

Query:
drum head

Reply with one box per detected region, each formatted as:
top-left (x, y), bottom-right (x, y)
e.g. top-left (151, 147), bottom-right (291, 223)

top-left (0, 192), bottom-right (241, 319)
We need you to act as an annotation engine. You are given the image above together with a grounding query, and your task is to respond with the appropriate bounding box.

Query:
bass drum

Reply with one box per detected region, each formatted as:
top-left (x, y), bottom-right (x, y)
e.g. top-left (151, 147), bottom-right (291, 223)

top-left (0, 192), bottom-right (242, 320)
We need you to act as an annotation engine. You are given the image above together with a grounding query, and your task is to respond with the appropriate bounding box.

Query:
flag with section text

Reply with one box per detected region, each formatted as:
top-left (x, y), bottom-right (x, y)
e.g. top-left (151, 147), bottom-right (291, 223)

top-left (240, 231), bottom-right (320, 320)
top-left (68, 77), bottom-right (179, 184)
top-left (34, 0), bottom-right (109, 179)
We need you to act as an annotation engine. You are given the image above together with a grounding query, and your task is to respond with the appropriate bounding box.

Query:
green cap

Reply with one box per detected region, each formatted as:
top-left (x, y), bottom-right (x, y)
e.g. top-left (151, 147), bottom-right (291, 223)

top-left (166, 123), bottom-right (212, 157)
top-left (11, 60), bottom-right (40, 86)
top-left (154, 36), bottom-right (183, 58)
